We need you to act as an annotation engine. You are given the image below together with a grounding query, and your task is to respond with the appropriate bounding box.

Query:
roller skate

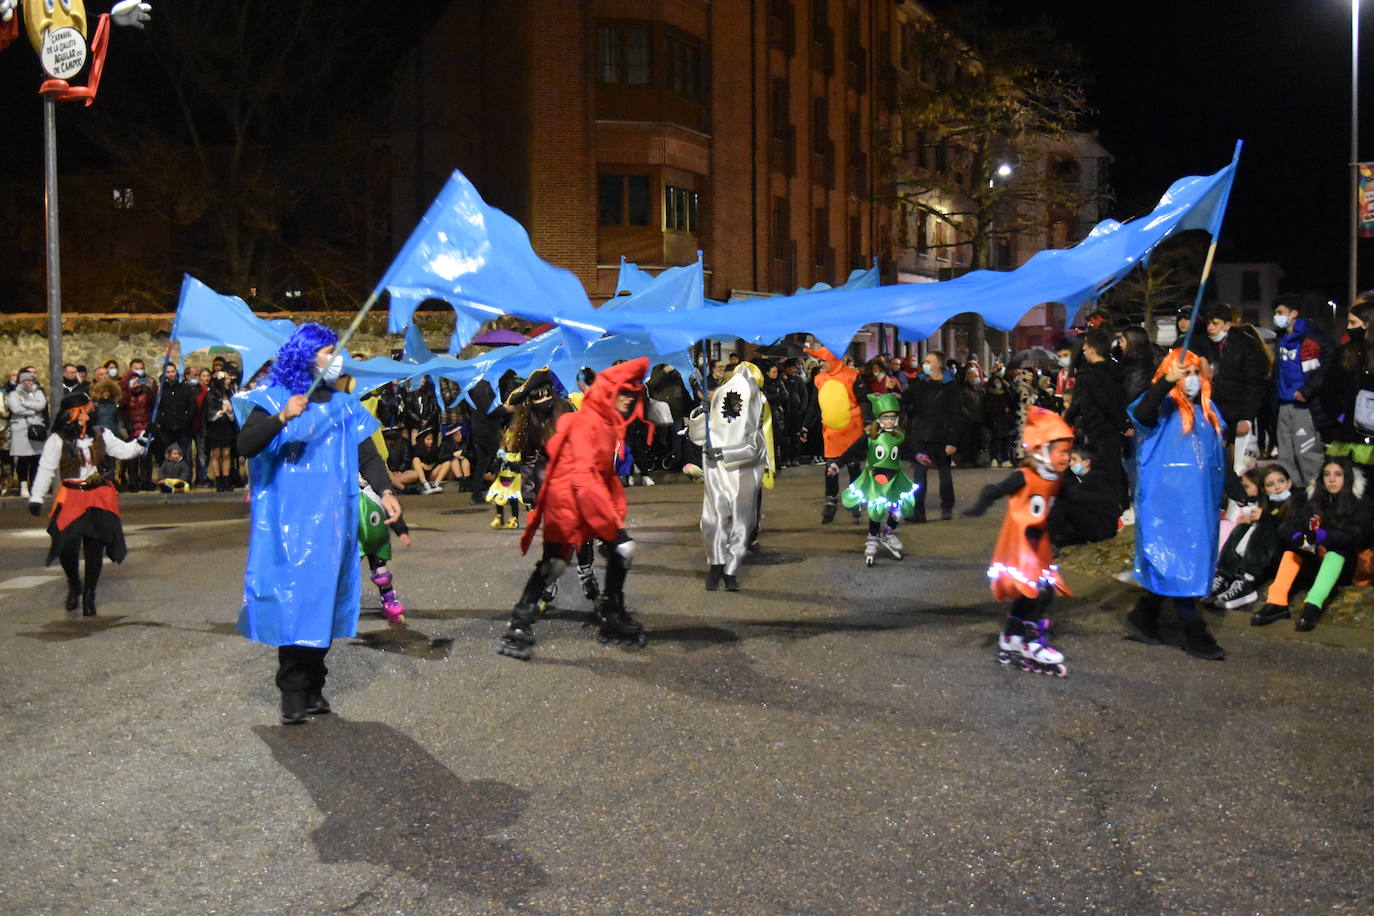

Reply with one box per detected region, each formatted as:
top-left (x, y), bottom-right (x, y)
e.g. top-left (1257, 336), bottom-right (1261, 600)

top-left (494, 620), bottom-right (535, 661)
top-left (878, 527), bottom-right (904, 560)
top-left (594, 593), bottom-right (647, 647)
top-left (538, 580), bottom-right (559, 613)
top-left (864, 535), bottom-right (880, 567)
top-left (821, 496), bottom-right (838, 524)
top-left (995, 618), bottom-right (1067, 676)
top-left (578, 564), bottom-right (600, 600)
top-left (371, 570), bottom-right (405, 624)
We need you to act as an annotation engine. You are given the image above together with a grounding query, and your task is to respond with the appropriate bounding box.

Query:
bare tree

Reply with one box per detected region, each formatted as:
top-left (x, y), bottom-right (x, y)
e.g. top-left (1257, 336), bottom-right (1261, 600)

top-left (1097, 232), bottom-right (1208, 330)
top-left (79, 0), bottom-right (423, 309)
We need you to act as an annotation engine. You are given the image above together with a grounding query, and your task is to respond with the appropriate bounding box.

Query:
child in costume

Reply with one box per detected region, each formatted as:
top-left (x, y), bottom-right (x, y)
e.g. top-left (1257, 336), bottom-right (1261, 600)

top-left (1250, 455), bottom-right (1370, 631)
top-left (359, 479), bottom-right (411, 623)
top-left (486, 445), bottom-right (523, 529)
top-left (963, 407), bottom-right (1074, 676)
top-left (687, 361), bottom-right (774, 591)
top-left (28, 392), bottom-right (148, 616)
top-left (499, 358), bottom-right (651, 660)
top-left (235, 324), bottom-right (401, 724)
top-left (804, 348), bottom-right (865, 524)
top-left (1122, 349), bottom-right (1227, 660)
top-left (841, 393), bottom-right (918, 566)
top-left (503, 369), bottom-right (575, 605)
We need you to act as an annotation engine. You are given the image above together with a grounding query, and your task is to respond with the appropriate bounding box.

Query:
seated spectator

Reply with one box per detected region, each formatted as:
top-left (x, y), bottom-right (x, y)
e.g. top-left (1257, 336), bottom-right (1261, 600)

top-left (1207, 464), bottom-right (1302, 609)
top-left (1049, 445), bottom-right (1119, 548)
top-left (388, 427), bottom-right (444, 494)
top-left (433, 424), bottom-right (472, 488)
top-left (1251, 456), bottom-right (1372, 631)
top-left (158, 445), bottom-right (192, 493)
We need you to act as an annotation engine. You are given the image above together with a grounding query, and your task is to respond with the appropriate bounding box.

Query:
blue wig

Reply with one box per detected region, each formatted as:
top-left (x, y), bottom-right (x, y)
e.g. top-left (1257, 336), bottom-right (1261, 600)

top-left (269, 323), bottom-right (338, 394)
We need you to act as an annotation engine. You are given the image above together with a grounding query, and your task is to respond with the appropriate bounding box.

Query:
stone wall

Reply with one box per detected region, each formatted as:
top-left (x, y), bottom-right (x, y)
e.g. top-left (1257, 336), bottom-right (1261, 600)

top-left (0, 312), bottom-right (528, 387)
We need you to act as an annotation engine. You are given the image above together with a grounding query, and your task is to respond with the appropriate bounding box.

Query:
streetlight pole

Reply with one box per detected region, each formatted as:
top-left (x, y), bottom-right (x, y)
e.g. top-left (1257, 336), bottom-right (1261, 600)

top-left (44, 96), bottom-right (63, 393)
top-left (1350, 0), bottom-right (1361, 318)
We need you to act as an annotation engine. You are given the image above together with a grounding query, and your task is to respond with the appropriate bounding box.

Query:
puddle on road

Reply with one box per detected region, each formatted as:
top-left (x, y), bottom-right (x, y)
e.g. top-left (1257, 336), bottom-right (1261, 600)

top-left (19, 616), bottom-right (170, 642)
top-left (351, 626), bottom-right (455, 660)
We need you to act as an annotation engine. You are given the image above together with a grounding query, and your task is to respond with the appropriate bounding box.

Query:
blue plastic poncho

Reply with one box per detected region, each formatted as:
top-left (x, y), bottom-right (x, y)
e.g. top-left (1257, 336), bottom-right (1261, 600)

top-left (238, 385), bottom-right (380, 647)
top-left (1128, 394), bottom-right (1226, 597)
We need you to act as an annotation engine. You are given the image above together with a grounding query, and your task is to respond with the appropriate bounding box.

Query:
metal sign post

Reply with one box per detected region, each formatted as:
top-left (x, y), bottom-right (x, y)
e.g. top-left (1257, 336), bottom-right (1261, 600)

top-left (44, 95), bottom-right (62, 392)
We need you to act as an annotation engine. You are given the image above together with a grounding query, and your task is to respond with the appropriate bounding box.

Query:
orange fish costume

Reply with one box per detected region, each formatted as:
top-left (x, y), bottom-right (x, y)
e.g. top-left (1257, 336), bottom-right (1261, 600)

top-left (804, 347), bottom-right (864, 459)
top-left (965, 406), bottom-right (1075, 676)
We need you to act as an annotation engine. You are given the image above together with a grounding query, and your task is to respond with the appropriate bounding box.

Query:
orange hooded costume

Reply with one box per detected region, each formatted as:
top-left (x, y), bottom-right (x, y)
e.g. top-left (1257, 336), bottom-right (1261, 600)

top-left (804, 347), bottom-right (864, 459)
top-left (988, 407), bottom-right (1075, 601)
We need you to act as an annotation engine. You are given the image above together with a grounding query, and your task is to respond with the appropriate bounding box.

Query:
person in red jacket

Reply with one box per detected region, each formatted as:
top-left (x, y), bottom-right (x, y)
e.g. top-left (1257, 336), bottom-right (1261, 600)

top-left (119, 359), bottom-right (156, 490)
top-left (499, 358), bottom-right (652, 659)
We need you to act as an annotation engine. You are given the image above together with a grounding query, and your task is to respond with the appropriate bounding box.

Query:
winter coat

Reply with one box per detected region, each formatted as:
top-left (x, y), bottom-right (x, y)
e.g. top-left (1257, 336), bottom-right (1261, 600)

top-left (120, 373), bottom-right (155, 434)
top-left (1275, 317), bottom-right (1335, 425)
top-left (1279, 470), bottom-right (1372, 555)
top-left (1323, 334), bottom-right (1374, 443)
top-left (7, 385), bottom-right (48, 458)
top-left (89, 379), bottom-right (124, 436)
top-left (982, 384), bottom-right (1019, 437)
top-left (1119, 351), bottom-right (1155, 404)
top-left (1065, 360), bottom-right (1129, 452)
top-left (1202, 328), bottom-right (1269, 427)
top-left (901, 377), bottom-right (963, 448)
top-left (155, 378), bottom-right (198, 433)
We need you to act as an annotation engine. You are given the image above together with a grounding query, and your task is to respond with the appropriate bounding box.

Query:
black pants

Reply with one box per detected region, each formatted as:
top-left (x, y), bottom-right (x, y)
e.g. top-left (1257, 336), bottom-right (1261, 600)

top-left (1007, 588), bottom-right (1054, 636)
top-left (467, 438), bottom-right (496, 501)
top-left (1135, 592), bottom-right (1198, 621)
top-left (909, 444), bottom-right (954, 517)
top-left (58, 537), bottom-right (104, 591)
top-left (276, 645), bottom-right (329, 697)
top-left (18, 454), bottom-right (39, 489)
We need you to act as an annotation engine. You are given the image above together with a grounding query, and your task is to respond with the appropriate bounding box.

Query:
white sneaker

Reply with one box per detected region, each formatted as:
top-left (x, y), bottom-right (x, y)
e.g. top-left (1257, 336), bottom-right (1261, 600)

top-left (1119, 507), bottom-right (1135, 527)
top-left (640, 475), bottom-right (655, 487)
top-left (1113, 569), bottom-right (1136, 584)
top-left (20, 483), bottom-right (30, 498)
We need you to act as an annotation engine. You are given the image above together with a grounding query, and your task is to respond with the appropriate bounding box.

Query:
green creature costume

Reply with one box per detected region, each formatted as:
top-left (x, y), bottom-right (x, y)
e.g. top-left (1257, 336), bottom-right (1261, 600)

top-left (842, 394), bottom-right (918, 523)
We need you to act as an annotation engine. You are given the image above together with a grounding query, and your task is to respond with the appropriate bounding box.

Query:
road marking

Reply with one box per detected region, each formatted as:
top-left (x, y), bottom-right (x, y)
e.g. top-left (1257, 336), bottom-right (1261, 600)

top-left (0, 575), bottom-right (62, 590)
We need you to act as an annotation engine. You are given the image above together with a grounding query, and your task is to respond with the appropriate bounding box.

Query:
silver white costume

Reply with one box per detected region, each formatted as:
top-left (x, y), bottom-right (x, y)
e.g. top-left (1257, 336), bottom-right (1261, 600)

top-left (687, 367), bottom-right (772, 576)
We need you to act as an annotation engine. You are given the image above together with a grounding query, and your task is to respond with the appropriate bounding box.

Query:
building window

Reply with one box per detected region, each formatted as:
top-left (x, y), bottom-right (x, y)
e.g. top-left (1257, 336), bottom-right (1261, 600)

top-left (626, 27), bottom-right (651, 84)
top-left (772, 197), bottom-right (791, 261)
top-left (665, 186), bottom-right (699, 233)
top-left (1241, 270), bottom-right (1261, 302)
top-left (665, 31), bottom-right (705, 100)
top-left (814, 208), bottom-right (829, 267)
top-left (597, 27), bottom-right (621, 83)
top-left (598, 25), bottom-right (652, 85)
top-left (812, 97), bottom-right (829, 154)
top-left (599, 174), bottom-right (652, 226)
top-left (112, 187), bottom-right (134, 209)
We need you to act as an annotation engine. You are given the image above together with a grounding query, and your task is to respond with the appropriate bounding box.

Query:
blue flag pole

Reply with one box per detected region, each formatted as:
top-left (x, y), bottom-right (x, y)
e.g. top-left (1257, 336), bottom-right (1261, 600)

top-left (1178, 140), bottom-right (1244, 356)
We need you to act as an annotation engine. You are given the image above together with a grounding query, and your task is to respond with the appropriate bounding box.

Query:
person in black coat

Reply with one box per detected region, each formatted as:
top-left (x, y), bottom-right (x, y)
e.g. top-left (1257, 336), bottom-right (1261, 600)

top-left (1065, 330), bottom-right (1129, 513)
top-left (464, 379), bottom-right (508, 504)
top-left (1049, 444), bottom-right (1121, 547)
top-left (1199, 302), bottom-right (1270, 442)
top-left (153, 363), bottom-right (198, 469)
top-left (900, 350), bottom-right (963, 521)
top-left (1115, 326), bottom-right (1158, 404)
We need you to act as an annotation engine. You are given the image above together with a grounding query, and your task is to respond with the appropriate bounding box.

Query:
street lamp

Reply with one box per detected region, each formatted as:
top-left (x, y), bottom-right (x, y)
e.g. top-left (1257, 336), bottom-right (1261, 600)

top-left (996, 162), bottom-right (1014, 178)
top-left (1350, 0), bottom-right (1361, 317)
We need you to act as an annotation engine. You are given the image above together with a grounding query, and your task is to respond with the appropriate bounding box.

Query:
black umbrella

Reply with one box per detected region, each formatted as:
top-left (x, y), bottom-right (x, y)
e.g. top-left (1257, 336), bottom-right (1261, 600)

top-left (757, 339), bottom-right (810, 359)
top-left (1008, 346), bottom-right (1058, 366)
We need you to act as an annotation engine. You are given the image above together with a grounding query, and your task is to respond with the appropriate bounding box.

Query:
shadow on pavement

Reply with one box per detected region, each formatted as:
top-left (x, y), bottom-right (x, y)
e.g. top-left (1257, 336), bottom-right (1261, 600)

top-left (256, 718), bottom-right (547, 906)
top-left (18, 616), bottom-right (170, 642)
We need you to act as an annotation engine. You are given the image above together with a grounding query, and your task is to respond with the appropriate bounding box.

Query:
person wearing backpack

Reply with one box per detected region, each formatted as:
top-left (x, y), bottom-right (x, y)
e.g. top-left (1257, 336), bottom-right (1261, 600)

top-left (1325, 300), bottom-right (1374, 475)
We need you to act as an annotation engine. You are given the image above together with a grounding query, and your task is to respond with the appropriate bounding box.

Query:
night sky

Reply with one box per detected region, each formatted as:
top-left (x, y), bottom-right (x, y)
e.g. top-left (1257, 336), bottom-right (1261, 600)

top-left (1027, 0), bottom-right (1374, 300)
top-left (1, 1), bottom-right (1371, 305)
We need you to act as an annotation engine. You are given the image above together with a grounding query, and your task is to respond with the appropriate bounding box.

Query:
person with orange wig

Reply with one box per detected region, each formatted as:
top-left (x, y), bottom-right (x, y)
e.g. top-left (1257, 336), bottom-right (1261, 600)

top-left (1123, 348), bottom-right (1228, 660)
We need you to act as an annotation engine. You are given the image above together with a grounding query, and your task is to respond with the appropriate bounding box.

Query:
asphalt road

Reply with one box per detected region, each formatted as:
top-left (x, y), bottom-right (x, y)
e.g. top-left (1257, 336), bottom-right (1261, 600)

top-left (0, 467), bottom-right (1370, 914)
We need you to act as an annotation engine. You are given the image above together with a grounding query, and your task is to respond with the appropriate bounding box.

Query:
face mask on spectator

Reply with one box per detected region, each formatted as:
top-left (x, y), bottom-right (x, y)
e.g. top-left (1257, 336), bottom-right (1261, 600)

top-left (1269, 488), bottom-right (1291, 503)
top-left (1070, 463), bottom-right (1086, 477)
top-left (1347, 326), bottom-right (1366, 343)
top-left (1208, 328), bottom-right (1227, 343)
top-left (1273, 314), bottom-right (1290, 330)
top-left (1058, 356), bottom-right (1072, 369)
top-left (134, 368), bottom-right (145, 377)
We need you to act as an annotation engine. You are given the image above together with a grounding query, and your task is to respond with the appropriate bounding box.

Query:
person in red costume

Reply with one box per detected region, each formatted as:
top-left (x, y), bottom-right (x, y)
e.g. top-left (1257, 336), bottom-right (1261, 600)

top-left (804, 347), bottom-right (866, 524)
top-left (499, 358), bottom-right (652, 659)
top-left (963, 406), bottom-right (1075, 676)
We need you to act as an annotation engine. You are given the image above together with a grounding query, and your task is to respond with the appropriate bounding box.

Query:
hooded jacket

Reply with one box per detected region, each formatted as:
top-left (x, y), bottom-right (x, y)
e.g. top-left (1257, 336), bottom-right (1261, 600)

top-left (1279, 467), bottom-right (1371, 554)
top-left (521, 358), bottom-right (649, 553)
top-left (1275, 317), bottom-right (1334, 423)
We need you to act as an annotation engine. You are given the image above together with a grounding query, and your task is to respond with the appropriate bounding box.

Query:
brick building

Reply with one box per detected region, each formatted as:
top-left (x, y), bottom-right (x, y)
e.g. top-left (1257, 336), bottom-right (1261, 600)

top-left (390, 0), bottom-right (906, 306)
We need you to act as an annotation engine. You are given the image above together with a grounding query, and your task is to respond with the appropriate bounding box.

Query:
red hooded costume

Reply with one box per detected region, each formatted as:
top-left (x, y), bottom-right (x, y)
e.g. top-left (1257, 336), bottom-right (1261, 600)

top-left (520, 358), bottom-right (649, 554)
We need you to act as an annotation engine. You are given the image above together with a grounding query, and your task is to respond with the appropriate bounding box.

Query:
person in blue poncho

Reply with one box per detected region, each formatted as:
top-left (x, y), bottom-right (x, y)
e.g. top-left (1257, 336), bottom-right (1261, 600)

top-left (1122, 348), bottom-right (1228, 660)
top-left (235, 324), bottom-right (402, 724)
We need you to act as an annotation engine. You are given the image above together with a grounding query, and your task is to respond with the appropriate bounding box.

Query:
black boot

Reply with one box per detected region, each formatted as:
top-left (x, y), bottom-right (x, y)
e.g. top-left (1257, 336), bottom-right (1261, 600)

top-left (705, 564), bottom-right (724, 591)
top-left (722, 573), bottom-right (741, 592)
top-left (1181, 618), bottom-right (1225, 660)
top-left (1123, 597), bottom-right (1163, 645)
top-left (280, 691), bottom-right (308, 725)
top-left (1294, 602), bottom-right (1324, 632)
top-left (81, 587), bottom-right (97, 617)
top-left (65, 578), bottom-right (82, 612)
top-left (1250, 602), bottom-right (1291, 627)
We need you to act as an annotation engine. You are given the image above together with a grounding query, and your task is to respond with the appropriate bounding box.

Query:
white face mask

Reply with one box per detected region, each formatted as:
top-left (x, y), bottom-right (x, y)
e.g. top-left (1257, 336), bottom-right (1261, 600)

top-left (1208, 328), bottom-right (1227, 343)
top-left (1273, 314), bottom-right (1290, 330)
top-left (1269, 488), bottom-right (1291, 503)
top-left (1070, 463), bottom-right (1086, 477)
top-left (319, 352), bottom-right (344, 383)
top-left (1183, 375), bottom-right (1202, 398)
top-left (1057, 356), bottom-right (1071, 369)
